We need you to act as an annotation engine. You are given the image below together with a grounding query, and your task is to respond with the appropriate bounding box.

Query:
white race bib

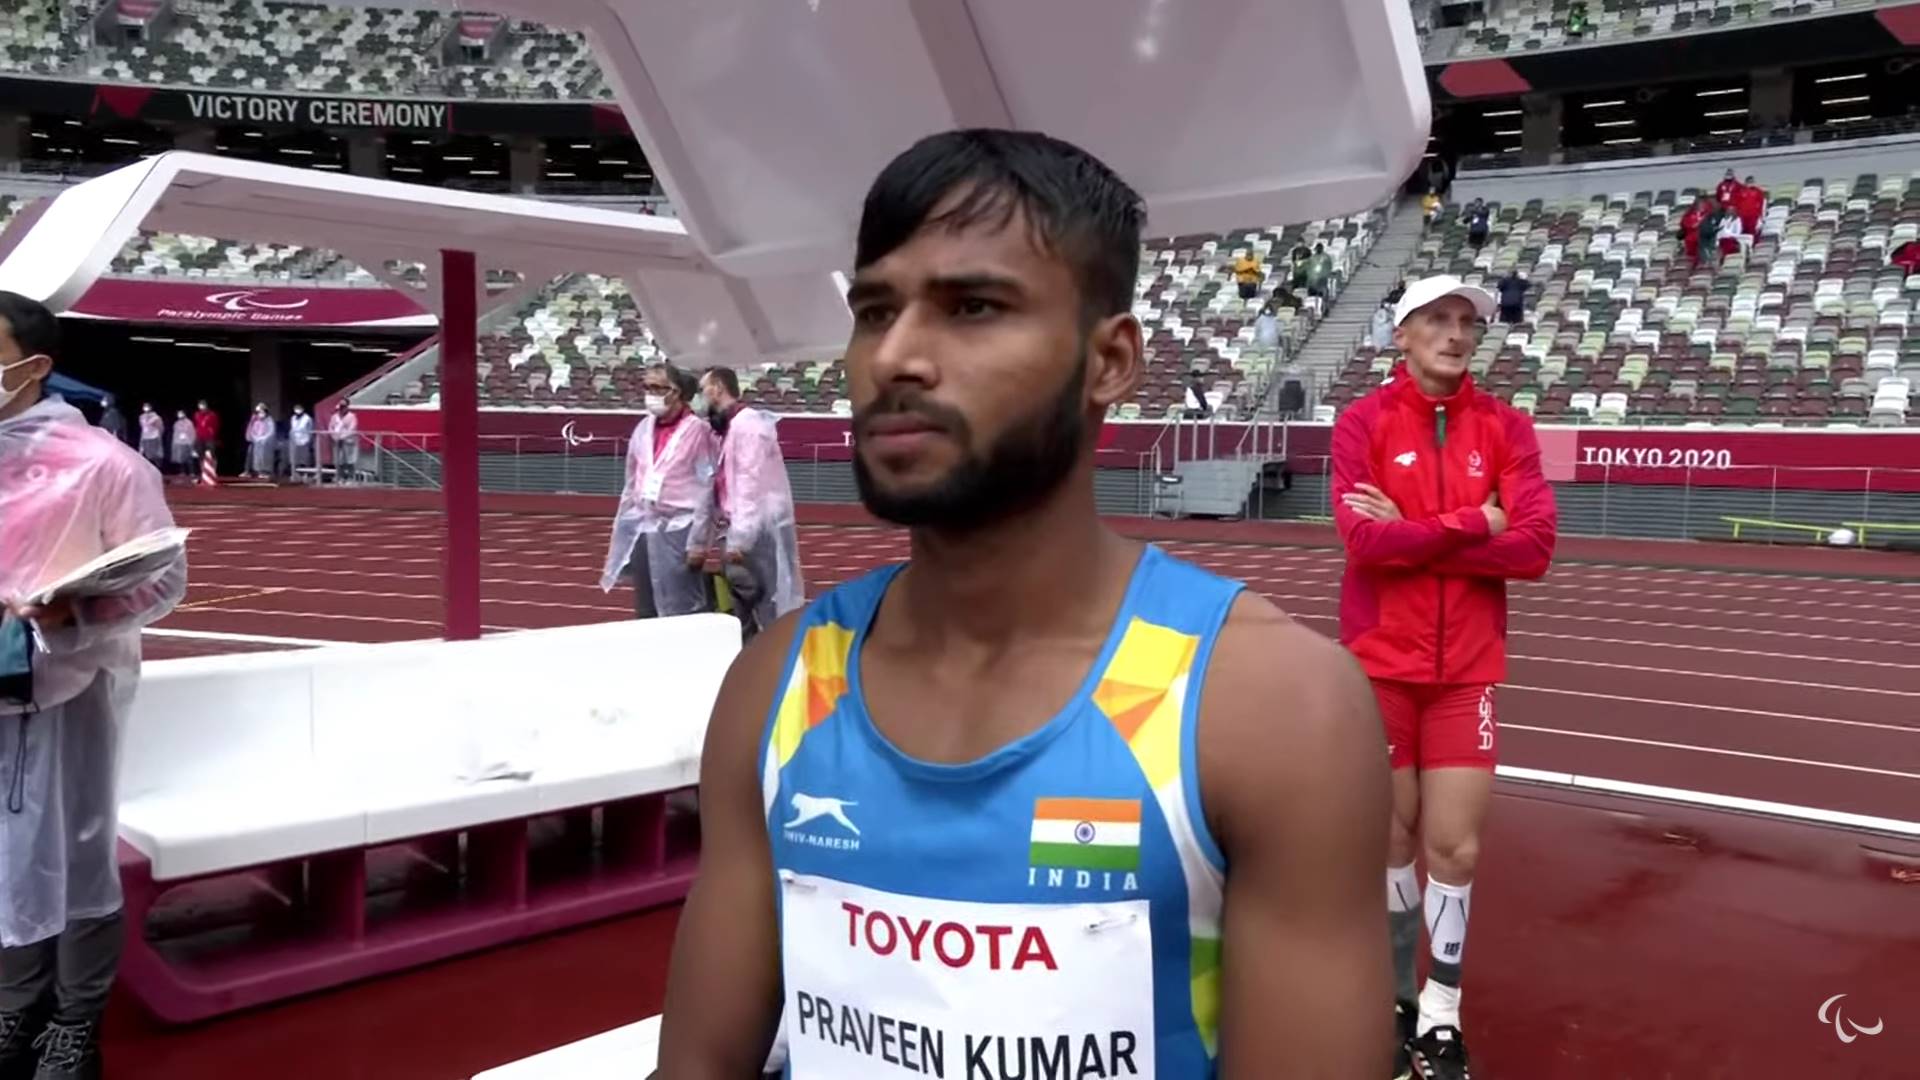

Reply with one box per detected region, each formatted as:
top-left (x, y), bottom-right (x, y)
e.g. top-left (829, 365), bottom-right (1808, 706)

top-left (780, 872), bottom-right (1156, 1079)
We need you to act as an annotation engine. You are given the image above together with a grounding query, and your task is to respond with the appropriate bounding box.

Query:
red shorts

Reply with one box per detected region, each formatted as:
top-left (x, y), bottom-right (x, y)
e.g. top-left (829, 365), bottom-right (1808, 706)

top-left (1372, 681), bottom-right (1498, 771)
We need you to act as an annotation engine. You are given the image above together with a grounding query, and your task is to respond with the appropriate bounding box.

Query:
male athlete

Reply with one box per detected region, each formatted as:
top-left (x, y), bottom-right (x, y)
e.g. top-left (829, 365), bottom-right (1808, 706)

top-left (655, 129), bottom-right (1393, 1078)
top-left (1332, 275), bottom-right (1558, 1079)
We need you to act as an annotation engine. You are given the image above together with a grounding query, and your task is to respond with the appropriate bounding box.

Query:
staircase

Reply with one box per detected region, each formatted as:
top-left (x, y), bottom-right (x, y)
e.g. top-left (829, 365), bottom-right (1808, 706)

top-left (1162, 458), bottom-right (1265, 518)
top-left (1290, 198), bottom-right (1426, 400)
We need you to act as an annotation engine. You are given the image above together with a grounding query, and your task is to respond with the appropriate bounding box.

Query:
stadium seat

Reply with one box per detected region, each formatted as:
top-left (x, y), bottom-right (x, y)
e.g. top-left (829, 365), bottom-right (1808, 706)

top-left (435, 207), bottom-right (1392, 417)
top-left (1377, 170), bottom-right (1920, 426)
top-left (0, 0), bottom-right (611, 100)
top-left (1448, 0), bottom-right (1805, 57)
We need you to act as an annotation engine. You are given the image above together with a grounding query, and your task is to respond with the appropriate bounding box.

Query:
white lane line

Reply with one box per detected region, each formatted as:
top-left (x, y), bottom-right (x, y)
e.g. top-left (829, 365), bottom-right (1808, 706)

top-left (1504, 684), bottom-right (1920, 734)
top-left (1250, 593), bottom-right (1920, 649)
top-left (1507, 655), bottom-right (1920, 698)
top-left (142, 627), bottom-right (343, 647)
top-left (163, 607), bottom-right (522, 632)
top-left (1494, 766), bottom-right (1920, 837)
top-left (1498, 632), bottom-right (1920, 671)
top-left (1502, 724), bottom-right (1920, 781)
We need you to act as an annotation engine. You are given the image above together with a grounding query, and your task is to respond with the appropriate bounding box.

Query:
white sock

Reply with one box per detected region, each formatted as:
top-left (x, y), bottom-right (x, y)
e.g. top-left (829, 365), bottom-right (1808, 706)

top-left (1419, 877), bottom-right (1472, 1035)
top-left (1418, 980), bottom-right (1462, 1036)
top-left (1387, 862), bottom-right (1420, 914)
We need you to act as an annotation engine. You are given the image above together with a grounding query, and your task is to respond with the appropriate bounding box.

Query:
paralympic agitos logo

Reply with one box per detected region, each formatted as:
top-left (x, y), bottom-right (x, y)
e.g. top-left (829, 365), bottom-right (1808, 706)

top-left (204, 290), bottom-right (311, 313)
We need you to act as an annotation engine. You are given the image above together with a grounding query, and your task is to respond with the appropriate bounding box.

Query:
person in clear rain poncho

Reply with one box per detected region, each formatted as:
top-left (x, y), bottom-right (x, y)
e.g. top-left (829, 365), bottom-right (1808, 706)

top-left (697, 366), bottom-right (805, 642)
top-left (600, 363), bottom-right (720, 618)
top-left (287, 404), bottom-right (314, 483)
top-left (0, 292), bottom-right (186, 1079)
top-left (244, 403), bottom-right (276, 479)
top-left (168, 409), bottom-right (197, 477)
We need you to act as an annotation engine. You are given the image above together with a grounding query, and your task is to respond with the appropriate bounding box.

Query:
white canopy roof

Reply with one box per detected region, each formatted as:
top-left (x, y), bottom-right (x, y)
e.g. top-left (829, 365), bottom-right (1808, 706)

top-left (0, 151), bottom-right (852, 365)
top-left (458, 0), bottom-right (1431, 276)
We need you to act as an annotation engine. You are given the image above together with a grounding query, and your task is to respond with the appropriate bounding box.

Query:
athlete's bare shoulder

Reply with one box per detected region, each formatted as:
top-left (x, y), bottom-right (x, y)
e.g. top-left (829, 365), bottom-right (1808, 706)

top-left (1193, 590), bottom-right (1394, 1072)
top-left (1197, 589), bottom-right (1387, 846)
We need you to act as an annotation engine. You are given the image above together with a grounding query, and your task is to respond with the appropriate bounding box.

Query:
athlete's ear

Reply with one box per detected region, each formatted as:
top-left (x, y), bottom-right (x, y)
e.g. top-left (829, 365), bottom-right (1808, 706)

top-left (1084, 312), bottom-right (1143, 411)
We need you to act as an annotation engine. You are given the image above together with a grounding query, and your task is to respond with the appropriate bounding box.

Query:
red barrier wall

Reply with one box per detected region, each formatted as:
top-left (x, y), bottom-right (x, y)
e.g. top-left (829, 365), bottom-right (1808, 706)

top-left (349, 407), bottom-right (1920, 494)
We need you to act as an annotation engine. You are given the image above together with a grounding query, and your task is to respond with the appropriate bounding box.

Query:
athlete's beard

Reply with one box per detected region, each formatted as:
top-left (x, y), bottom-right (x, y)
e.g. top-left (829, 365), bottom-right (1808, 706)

top-left (854, 358), bottom-right (1087, 531)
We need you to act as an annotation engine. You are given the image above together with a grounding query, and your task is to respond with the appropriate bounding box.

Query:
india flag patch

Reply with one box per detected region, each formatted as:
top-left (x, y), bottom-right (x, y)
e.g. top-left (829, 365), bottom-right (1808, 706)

top-left (1029, 798), bottom-right (1141, 872)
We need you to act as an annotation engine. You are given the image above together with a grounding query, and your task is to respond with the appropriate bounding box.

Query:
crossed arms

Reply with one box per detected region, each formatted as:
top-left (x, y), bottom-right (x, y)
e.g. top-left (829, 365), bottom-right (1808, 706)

top-left (1331, 410), bottom-right (1557, 579)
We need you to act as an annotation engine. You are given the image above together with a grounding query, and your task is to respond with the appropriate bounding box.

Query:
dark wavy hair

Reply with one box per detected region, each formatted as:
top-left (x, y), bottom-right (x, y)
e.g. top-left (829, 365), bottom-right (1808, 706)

top-left (853, 129), bottom-right (1145, 328)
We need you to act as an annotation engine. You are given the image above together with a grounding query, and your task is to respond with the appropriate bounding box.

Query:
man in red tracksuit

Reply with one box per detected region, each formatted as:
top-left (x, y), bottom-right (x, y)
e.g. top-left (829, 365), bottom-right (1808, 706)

top-left (1332, 274), bottom-right (1557, 1080)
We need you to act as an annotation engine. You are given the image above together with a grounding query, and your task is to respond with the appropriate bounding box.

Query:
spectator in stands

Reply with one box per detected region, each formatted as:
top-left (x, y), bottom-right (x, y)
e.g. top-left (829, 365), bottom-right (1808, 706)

top-left (1495, 268), bottom-right (1529, 324)
top-left (1272, 281), bottom-right (1303, 314)
top-left (1892, 239), bottom-right (1920, 275)
top-left (600, 363), bottom-right (718, 619)
top-left (0, 292), bottom-right (187, 1080)
top-left (1333, 274), bottom-right (1557, 1080)
top-left (1306, 243), bottom-right (1335, 300)
top-left (1421, 190), bottom-right (1443, 227)
top-left (1715, 168), bottom-right (1741, 208)
top-left (697, 367), bottom-right (804, 643)
top-left (287, 405), bottom-right (314, 483)
top-left (1698, 202), bottom-right (1726, 267)
top-left (1679, 196), bottom-right (1710, 265)
top-left (1734, 175), bottom-right (1766, 234)
top-left (244, 404), bottom-right (276, 480)
top-left (1464, 199), bottom-right (1490, 249)
top-left (1231, 251), bottom-right (1262, 301)
top-left (1255, 302), bottom-right (1283, 350)
top-left (1714, 211), bottom-right (1748, 260)
top-left (1185, 376), bottom-right (1214, 418)
top-left (1566, 0), bottom-right (1590, 37)
top-left (170, 409), bottom-right (196, 478)
top-left (328, 401), bottom-right (359, 484)
top-left (192, 399), bottom-right (219, 469)
top-left (1290, 242), bottom-right (1312, 291)
top-left (95, 394), bottom-right (127, 445)
top-left (1371, 302), bottom-right (1396, 349)
top-left (136, 403), bottom-right (164, 469)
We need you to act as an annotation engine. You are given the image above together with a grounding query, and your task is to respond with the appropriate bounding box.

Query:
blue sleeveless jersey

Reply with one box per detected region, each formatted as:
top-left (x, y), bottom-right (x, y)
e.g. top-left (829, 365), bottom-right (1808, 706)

top-left (759, 545), bottom-right (1243, 1079)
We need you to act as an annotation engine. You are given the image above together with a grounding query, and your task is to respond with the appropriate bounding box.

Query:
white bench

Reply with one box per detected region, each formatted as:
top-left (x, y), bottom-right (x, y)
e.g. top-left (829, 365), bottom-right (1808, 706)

top-left (473, 1015), bottom-right (662, 1078)
top-left (119, 615), bottom-right (737, 879)
top-left (473, 1015), bottom-right (790, 1078)
top-left (114, 615), bottom-right (740, 1022)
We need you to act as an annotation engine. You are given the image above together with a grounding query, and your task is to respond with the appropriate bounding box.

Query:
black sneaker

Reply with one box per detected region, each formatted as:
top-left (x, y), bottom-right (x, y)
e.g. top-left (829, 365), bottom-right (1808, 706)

top-left (1392, 999), bottom-right (1416, 1079)
top-left (30, 1021), bottom-right (99, 1080)
top-left (0, 1011), bottom-right (46, 1080)
top-left (1410, 1025), bottom-right (1472, 1080)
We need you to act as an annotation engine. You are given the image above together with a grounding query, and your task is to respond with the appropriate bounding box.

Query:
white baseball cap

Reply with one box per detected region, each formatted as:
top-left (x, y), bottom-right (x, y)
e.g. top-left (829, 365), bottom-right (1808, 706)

top-left (1393, 274), bottom-right (1497, 327)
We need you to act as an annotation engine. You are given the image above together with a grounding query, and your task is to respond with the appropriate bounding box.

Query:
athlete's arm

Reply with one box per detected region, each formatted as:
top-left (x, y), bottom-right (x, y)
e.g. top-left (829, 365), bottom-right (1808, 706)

top-left (1425, 412), bottom-right (1557, 580)
top-left (1201, 594), bottom-right (1393, 1077)
top-left (652, 611), bottom-right (803, 1080)
top-left (1332, 410), bottom-right (1489, 568)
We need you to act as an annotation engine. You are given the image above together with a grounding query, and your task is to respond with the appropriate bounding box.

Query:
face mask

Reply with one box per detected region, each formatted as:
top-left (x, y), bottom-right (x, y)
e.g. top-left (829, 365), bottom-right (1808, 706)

top-left (644, 393), bottom-right (668, 417)
top-left (0, 356), bottom-right (44, 412)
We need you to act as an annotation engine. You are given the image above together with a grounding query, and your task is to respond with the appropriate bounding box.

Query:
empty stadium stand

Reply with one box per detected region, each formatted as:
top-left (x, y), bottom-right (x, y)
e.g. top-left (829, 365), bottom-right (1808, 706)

top-left (1330, 169), bottom-right (1920, 426)
top-left (1445, 0), bottom-right (1887, 56)
top-left (368, 210), bottom-right (1387, 418)
top-left (0, 0), bottom-right (610, 100)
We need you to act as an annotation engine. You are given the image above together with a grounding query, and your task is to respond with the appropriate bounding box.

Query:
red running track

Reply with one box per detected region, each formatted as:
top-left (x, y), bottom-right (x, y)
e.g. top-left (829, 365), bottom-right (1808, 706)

top-left (150, 500), bottom-right (1920, 822)
top-left (101, 491), bottom-right (1920, 1078)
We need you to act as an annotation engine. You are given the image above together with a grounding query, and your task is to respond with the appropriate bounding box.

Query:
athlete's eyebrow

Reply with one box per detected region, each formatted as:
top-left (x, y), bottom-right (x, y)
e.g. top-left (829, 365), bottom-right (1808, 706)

top-left (844, 279), bottom-right (895, 307)
top-left (924, 272), bottom-right (1023, 295)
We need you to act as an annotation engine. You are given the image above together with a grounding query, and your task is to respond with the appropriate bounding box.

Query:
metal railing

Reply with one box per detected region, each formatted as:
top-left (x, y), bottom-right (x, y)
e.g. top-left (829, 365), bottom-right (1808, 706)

top-left (337, 433), bottom-right (1920, 544)
top-left (1267, 456), bottom-right (1920, 542)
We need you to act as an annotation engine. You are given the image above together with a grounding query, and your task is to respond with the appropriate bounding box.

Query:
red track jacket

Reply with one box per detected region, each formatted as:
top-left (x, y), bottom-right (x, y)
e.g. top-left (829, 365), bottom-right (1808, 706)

top-left (1332, 367), bottom-right (1558, 685)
